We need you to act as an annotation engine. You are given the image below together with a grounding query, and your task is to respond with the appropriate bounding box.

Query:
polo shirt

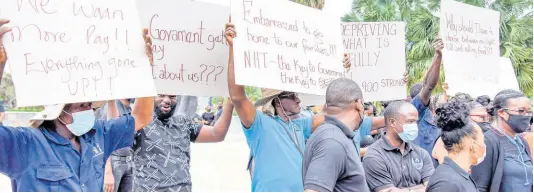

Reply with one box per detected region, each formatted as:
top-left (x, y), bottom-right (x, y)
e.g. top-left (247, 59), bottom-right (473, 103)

top-left (0, 115), bottom-right (135, 191)
top-left (363, 137), bottom-right (434, 192)
top-left (426, 157), bottom-right (477, 192)
top-left (244, 110), bottom-right (312, 192)
top-left (303, 116), bottom-right (369, 192)
top-left (411, 95), bottom-right (440, 155)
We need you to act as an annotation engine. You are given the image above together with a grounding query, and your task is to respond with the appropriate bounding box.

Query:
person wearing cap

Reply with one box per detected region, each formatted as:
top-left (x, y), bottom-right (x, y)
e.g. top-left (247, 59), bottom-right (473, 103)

top-left (225, 21), bottom-right (386, 192)
top-left (0, 19), bottom-right (156, 192)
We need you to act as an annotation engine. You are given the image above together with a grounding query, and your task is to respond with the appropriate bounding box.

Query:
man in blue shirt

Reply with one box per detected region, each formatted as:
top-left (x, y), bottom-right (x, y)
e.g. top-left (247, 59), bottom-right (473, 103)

top-left (226, 22), bottom-right (383, 191)
top-left (409, 38), bottom-right (444, 156)
top-left (0, 20), bottom-right (155, 192)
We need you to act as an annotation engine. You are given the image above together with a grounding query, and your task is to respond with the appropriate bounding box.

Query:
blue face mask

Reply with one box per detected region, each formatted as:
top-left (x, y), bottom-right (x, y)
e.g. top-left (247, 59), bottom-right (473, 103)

top-left (394, 123), bottom-right (419, 143)
top-left (61, 110), bottom-right (96, 136)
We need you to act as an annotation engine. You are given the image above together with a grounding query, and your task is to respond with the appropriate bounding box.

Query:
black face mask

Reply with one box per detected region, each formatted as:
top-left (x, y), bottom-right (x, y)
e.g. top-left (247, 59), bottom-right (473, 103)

top-left (477, 122), bottom-right (492, 133)
top-left (504, 113), bottom-right (531, 134)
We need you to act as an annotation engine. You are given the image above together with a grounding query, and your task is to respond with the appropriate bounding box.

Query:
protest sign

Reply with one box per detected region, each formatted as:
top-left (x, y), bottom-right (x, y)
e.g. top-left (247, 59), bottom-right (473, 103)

top-left (440, 0), bottom-right (500, 96)
top-left (230, 0), bottom-right (345, 95)
top-left (447, 57), bottom-right (520, 98)
top-left (300, 22), bottom-right (406, 105)
top-left (0, 0), bottom-right (156, 107)
top-left (137, 0), bottom-right (230, 96)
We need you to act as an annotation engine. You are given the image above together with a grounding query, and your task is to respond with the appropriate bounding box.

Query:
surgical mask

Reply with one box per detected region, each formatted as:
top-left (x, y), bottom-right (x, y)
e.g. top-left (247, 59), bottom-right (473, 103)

top-left (504, 114), bottom-right (531, 134)
top-left (395, 123), bottom-right (418, 142)
top-left (472, 141), bottom-right (486, 165)
top-left (61, 110), bottom-right (96, 136)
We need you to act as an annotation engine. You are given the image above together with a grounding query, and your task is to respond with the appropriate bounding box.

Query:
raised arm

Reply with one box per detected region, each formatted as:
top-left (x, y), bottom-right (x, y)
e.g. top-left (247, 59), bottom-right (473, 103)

top-left (225, 21), bottom-right (256, 128)
top-left (196, 99), bottom-right (235, 142)
top-left (0, 19), bottom-right (12, 84)
top-left (131, 28), bottom-right (155, 131)
top-left (418, 38), bottom-right (443, 106)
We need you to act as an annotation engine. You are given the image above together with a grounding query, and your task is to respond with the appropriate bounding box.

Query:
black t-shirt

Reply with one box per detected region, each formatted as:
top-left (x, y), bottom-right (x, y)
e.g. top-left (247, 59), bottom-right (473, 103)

top-left (202, 112), bottom-right (215, 125)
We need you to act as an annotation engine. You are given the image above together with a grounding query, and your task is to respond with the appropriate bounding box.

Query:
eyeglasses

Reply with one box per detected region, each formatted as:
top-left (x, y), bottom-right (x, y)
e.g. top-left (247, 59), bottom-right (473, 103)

top-left (278, 93), bottom-right (299, 100)
top-left (503, 108), bottom-right (533, 116)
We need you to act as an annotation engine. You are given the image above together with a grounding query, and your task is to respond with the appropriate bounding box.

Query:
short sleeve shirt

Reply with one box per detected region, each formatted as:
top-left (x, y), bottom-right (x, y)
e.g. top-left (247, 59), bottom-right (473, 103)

top-left (411, 95), bottom-right (440, 155)
top-left (0, 115), bottom-right (135, 192)
top-left (303, 116), bottom-right (369, 192)
top-left (132, 115), bottom-right (202, 192)
top-left (363, 137), bottom-right (435, 192)
top-left (245, 110), bottom-right (312, 192)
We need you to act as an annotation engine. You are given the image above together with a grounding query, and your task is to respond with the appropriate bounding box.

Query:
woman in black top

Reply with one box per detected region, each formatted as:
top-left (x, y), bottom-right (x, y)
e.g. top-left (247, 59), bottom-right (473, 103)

top-left (427, 100), bottom-right (486, 192)
top-left (471, 90), bottom-right (532, 192)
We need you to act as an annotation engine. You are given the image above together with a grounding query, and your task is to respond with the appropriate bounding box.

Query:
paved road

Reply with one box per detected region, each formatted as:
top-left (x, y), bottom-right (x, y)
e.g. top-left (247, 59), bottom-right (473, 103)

top-left (0, 117), bottom-right (251, 192)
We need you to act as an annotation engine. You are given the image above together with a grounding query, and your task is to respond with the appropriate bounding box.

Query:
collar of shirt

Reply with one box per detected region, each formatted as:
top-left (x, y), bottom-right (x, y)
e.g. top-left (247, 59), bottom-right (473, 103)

top-left (324, 115), bottom-right (355, 139)
top-left (381, 137), bottom-right (414, 153)
top-left (443, 156), bottom-right (470, 180)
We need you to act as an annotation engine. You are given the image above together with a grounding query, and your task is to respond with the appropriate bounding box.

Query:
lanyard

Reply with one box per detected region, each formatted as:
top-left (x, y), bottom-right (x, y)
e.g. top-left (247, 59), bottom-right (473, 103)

top-left (505, 135), bottom-right (532, 186)
top-left (275, 119), bottom-right (304, 157)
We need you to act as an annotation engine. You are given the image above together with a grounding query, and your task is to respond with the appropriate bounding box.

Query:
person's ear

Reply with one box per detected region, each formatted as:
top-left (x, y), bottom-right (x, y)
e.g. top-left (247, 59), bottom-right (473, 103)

top-left (497, 108), bottom-right (507, 119)
top-left (389, 118), bottom-right (397, 128)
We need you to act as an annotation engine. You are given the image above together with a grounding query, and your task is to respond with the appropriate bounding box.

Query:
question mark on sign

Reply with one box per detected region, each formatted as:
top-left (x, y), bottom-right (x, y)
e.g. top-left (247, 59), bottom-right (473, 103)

top-left (199, 64), bottom-right (208, 82)
top-left (213, 66), bottom-right (224, 81)
top-left (206, 65), bottom-right (216, 82)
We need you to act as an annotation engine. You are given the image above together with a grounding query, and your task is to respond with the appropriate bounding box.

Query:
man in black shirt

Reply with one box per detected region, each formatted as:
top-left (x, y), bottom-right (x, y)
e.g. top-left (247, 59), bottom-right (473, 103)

top-left (303, 78), bottom-right (369, 192)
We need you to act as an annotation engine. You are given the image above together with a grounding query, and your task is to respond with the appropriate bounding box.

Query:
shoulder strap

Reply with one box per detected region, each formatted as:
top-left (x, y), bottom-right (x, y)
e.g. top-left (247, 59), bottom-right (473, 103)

top-left (274, 120), bottom-right (304, 156)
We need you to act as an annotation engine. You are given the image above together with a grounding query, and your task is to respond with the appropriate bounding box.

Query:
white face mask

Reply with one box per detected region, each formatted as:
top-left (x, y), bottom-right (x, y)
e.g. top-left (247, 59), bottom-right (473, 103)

top-left (472, 141), bottom-right (486, 165)
top-left (60, 110), bottom-right (96, 136)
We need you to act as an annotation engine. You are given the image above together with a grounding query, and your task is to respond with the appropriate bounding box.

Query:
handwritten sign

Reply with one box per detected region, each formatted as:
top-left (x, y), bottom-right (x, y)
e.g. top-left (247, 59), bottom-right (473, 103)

top-left (440, 0), bottom-right (500, 96)
top-left (300, 22), bottom-right (406, 105)
top-left (231, 0), bottom-right (345, 95)
top-left (447, 57), bottom-right (521, 98)
top-left (137, 0), bottom-right (229, 97)
top-left (0, 0), bottom-right (156, 107)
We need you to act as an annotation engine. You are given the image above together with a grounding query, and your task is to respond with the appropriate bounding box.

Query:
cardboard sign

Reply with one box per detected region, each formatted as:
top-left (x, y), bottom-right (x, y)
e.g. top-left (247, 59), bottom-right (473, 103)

top-left (447, 57), bottom-right (520, 98)
top-left (137, 0), bottom-right (230, 96)
top-left (300, 22), bottom-right (406, 105)
top-left (440, 0), bottom-right (501, 96)
top-left (230, 0), bottom-right (345, 95)
top-left (0, 0), bottom-right (156, 107)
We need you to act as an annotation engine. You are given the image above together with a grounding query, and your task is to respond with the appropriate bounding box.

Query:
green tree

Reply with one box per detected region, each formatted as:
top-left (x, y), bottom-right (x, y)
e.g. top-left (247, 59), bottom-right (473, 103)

top-left (291, 0), bottom-right (325, 9)
top-left (0, 73), bottom-right (16, 108)
top-left (343, 0), bottom-right (533, 97)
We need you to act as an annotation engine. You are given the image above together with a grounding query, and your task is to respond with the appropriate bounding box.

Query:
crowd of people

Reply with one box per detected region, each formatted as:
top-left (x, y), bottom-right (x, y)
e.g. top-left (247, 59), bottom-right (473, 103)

top-left (0, 12), bottom-right (532, 193)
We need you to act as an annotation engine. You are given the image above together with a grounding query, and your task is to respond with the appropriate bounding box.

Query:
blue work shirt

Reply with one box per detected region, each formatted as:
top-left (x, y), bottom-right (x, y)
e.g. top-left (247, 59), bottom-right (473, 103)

top-left (352, 116), bottom-right (372, 155)
top-left (244, 110), bottom-right (312, 192)
top-left (0, 115), bottom-right (135, 192)
top-left (411, 95), bottom-right (440, 155)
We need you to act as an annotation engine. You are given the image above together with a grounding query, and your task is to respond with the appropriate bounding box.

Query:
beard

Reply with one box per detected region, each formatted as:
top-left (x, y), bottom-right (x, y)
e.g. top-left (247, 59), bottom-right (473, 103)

top-left (155, 103), bottom-right (177, 120)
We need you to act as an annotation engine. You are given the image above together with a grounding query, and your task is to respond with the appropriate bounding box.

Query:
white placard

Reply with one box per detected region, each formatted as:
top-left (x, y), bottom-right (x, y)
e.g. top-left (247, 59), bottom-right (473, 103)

top-left (448, 57), bottom-right (520, 98)
top-left (137, 0), bottom-right (229, 96)
top-left (300, 22), bottom-right (406, 105)
top-left (231, 0), bottom-right (345, 95)
top-left (440, 0), bottom-right (501, 96)
top-left (0, 0), bottom-right (156, 107)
